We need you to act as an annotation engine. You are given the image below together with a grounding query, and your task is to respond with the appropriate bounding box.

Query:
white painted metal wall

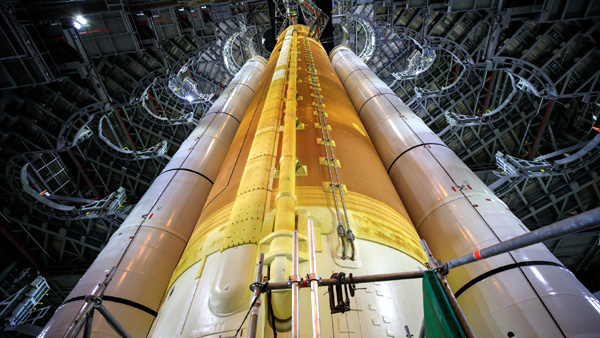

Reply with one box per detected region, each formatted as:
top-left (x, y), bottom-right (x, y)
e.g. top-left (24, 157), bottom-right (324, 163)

top-left (149, 238), bottom-right (425, 337)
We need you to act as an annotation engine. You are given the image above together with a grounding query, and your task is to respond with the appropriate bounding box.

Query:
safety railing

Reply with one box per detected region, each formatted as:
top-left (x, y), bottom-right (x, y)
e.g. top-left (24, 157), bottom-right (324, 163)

top-left (240, 206), bottom-right (600, 338)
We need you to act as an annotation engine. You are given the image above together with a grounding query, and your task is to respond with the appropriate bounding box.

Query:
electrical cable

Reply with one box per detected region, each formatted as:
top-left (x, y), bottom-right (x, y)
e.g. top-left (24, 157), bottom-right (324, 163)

top-left (234, 282), bottom-right (269, 337)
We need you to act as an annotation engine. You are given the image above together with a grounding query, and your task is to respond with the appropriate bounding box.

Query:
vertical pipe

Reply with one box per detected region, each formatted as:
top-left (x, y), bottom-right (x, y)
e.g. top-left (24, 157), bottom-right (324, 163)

top-left (480, 70), bottom-right (495, 116)
top-left (435, 276), bottom-right (474, 338)
top-left (437, 275), bottom-right (474, 337)
top-left (83, 311), bottom-right (94, 338)
top-left (220, 29), bottom-right (294, 250)
top-left (248, 253), bottom-right (264, 338)
top-left (307, 220), bottom-right (321, 338)
top-left (303, 35), bottom-right (351, 259)
top-left (0, 224), bottom-right (38, 265)
top-left (114, 107), bottom-right (138, 151)
top-left (291, 230), bottom-right (300, 338)
top-left (528, 100), bottom-right (553, 159)
top-left (264, 28), bottom-right (301, 323)
top-left (418, 319), bottom-right (425, 338)
top-left (63, 301), bottom-right (94, 338)
top-left (82, 310), bottom-right (93, 338)
top-left (210, 29), bottom-right (294, 317)
top-left (67, 149), bottom-right (101, 198)
top-left (517, 97), bottom-right (544, 156)
top-left (273, 29), bottom-right (298, 232)
top-left (95, 304), bottom-right (132, 338)
top-left (421, 240), bottom-right (475, 338)
top-left (64, 266), bottom-right (116, 338)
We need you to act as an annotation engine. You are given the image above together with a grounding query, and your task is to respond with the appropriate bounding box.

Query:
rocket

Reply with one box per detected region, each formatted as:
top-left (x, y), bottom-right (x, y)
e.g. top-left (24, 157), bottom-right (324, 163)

top-left (150, 24), bottom-right (426, 337)
top-left (41, 25), bottom-right (600, 337)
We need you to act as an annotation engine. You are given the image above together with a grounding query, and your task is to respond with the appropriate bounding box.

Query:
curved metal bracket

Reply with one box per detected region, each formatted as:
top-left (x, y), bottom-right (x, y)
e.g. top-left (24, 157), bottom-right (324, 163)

top-left (487, 57), bottom-right (557, 98)
top-left (224, 31), bottom-right (244, 75)
top-left (17, 161), bottom-right (126, 220)
top-left (98, 114), bottom-right (169, 160)
top-left (334, 15), bottom-right (376, 63)
top-left (442, 72), bottom-right (518, 129)
top-left (141, 81), bottom-right (196, 125)
top-left (168, 57), bottom-right (215, 103)
top-left (491, 134), bottom-right (600, 195)
top-left (57, 103), bottom-right (110, 150)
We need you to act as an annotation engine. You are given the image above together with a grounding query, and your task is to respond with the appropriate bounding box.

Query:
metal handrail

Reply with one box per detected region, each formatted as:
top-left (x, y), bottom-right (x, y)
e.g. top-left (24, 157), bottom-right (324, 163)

top-left (304, 36), bottom-right (355, 260)
top-left (242, 206), bottom-right (600, 338)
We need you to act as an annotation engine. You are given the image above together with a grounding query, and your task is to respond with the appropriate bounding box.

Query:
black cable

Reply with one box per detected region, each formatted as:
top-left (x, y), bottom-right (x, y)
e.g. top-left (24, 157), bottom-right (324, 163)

top-left (267, 290), bottom-right (277, 337)
top-left (234, 293), bottom-right (260, 337)
top-left (266, 266), bottom-right (277, 337)
top-left (234, 282), bottom-right (269, 337)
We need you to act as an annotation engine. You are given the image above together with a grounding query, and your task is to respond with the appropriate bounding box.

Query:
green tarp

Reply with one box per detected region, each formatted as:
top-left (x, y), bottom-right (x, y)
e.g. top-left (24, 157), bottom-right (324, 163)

top-left (422, 271), bottom-right (467, 338)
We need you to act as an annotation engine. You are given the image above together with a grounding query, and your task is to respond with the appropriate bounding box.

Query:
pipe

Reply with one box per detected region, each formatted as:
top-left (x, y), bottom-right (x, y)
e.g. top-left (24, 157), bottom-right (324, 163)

top-left (291, 230), bottom-right (300, 338)
top-left (267, 27), bottom-right (298, 324)
top-left (418, 319), bottom-right (425, 338)
top-left (114, 107), bottom-right (137, 151)
top-left (422, 240), bottom-right (475, 338)
top-left (62, 300), bottom-right (95, 338)
top-left (210, 28), bottom-right (294, 316)
top-left (67, 149), bottom-right (101, 198)
top-left (95, 304), bottom-right (132, 338)
top-left (303, 35), bottom-right (353, 260)
top-left (528, 99), bottom-right (554, 159)
top-left (480, 70), bottom-right (495, 116)
top-left (448, 206), bottom-right (600, 269)
top-left (273, 29), bottom-right (298, 233)
top-left (220, 29), bottom-right (294, 249)
top-left (517, 97), bottom-right (544, 155)
top-left (437, 262), bottom-right (474, 338)
top-left (247, 253), bottom-right (264, 338)
top-left (330, 45), bottom-right (600, 337)
top-left (0, 223), bottom-right (38, 266)
top-left (41, 57), bottom-right (266, 338)
top-left (82, 310), bottom-right (93, 338)
top-left (307, 219), bottom-right (321, 338)
top-left (63, 267), bottom-right (116, 338)
top-left (264, 270), bottom-right (425, 291)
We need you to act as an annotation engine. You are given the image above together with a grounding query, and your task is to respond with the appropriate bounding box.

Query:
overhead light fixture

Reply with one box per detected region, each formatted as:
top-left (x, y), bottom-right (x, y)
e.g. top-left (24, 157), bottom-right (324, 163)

top-left (75, 15), bottom-right (87, 25)
top-left (185, 95), bottom-right (194, 102)
top-left (73, 15), bottom-right (87, 30)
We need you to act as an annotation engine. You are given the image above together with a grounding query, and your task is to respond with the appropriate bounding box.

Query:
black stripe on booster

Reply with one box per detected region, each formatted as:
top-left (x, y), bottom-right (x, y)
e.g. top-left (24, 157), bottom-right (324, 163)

top-left (64, 295), bottom-right (158, 317)
top-left (386, 143), bottom-right (447, 174)
top-left (454, 261), bottom-right (566, 298)
top-left (159, 168), bottom-right (214, 185)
